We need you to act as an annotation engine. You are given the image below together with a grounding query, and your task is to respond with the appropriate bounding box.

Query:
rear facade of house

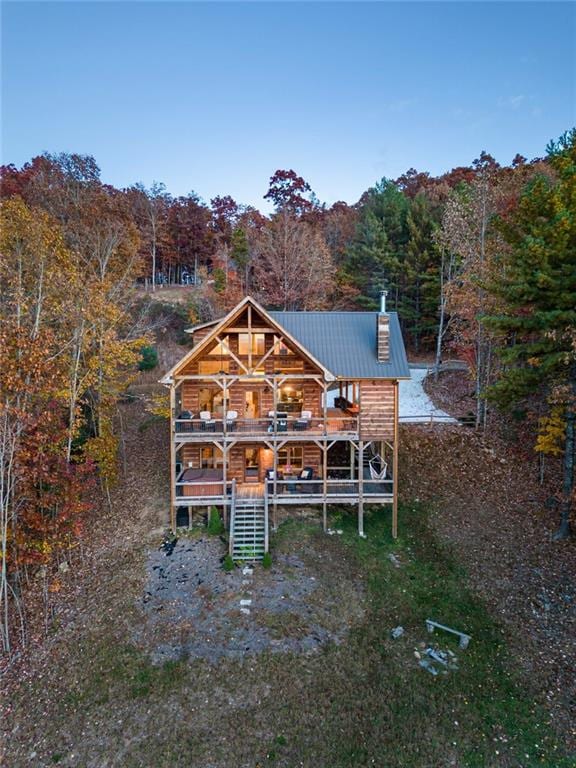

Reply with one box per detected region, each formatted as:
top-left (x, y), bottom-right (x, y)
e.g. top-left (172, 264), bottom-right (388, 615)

top-left (161, 295), bottom-right (410, 560)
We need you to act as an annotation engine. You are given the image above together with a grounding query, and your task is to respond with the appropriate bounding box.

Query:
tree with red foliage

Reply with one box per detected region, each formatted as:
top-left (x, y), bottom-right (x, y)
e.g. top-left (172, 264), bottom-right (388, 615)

top-left (264, 169), bottom-right (318, 215)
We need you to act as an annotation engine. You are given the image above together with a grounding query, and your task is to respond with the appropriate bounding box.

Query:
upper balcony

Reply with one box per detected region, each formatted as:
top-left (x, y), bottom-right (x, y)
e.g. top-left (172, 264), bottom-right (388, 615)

top-left (174, 408), bottom-right (359, 441)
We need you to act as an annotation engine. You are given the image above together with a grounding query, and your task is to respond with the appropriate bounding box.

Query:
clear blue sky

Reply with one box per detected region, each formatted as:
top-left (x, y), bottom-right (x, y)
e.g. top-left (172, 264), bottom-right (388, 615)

top-left (2, 1), bottom-right (575, 211)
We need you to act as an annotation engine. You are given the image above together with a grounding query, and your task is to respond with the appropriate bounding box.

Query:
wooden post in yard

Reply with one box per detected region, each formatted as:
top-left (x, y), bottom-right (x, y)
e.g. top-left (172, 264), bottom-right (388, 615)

top-left (169, 384), bottom-right (177, 531)
top-left (393, 380), bottom-right (399, 539)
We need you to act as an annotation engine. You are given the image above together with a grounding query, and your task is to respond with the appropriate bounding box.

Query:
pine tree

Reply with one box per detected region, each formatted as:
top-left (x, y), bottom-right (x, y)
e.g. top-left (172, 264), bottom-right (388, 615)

top-left (485, 130), bottom-right (576, 539)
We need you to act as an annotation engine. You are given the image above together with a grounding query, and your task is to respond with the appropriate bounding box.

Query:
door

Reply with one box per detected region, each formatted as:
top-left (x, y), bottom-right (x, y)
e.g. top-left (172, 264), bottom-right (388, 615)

top-left (244, 390), bottom-right (260, 419)
top-left (244, 447), bottom-right (260, 483)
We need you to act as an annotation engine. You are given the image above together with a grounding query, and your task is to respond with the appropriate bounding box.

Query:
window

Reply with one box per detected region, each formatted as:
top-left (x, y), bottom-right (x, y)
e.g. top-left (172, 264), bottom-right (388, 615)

top-left (278, 387), bottom-right (303, 412)
top-left (198, 359), bottom-right (229, 375)
top-left (238, 333), bottom-right (265, 356)
top-left (275, 357), bottom-right (304, 373)
top-left (278, 341), bottom-right (294, 356)
top-left (201, 447), bottom-right (214, 468)
top-left (198, 388), bottom-right (226, 415)
top-left (278, 446), bottom-right (303, 471)
top-left (207, 336), bottom-right (229, 356)
top-left (201, 446), bottom-right (223, 468)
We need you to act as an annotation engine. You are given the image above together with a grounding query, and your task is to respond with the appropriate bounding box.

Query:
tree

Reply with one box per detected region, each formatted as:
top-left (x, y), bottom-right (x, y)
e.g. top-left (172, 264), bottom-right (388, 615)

top-left (404, 194), bottom-right (442, 352)
top-left (485, 130), bottom-right (576, 539)
top-left (167, 193), bottom-right (214, 284)
top-left (343, 179), bottom-right (409, 311)
top-left (129, 182), bottom-right (171, 290)
top-left (230, 227), bottom-right (250, 293)
top-left (263, 169), bottom-right (318, 215)
top-left (438, 154), bottom-right (503, 426)
top-left (252, 211), bottom-right (334, 310)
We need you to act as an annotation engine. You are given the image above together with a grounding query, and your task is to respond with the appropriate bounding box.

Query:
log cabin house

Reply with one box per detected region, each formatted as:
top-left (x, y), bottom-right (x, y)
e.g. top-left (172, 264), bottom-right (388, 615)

top-left (160, 295), bottom-right (410, 560)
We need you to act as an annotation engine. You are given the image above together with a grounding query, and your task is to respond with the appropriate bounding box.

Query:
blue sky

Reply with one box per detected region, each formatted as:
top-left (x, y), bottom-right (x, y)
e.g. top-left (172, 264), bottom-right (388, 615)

top-left (2, 2), bottom-right (575, 210)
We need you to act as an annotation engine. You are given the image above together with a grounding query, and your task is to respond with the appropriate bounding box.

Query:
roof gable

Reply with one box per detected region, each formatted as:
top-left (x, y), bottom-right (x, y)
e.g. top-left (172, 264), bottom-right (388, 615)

top-left (161, 296), bottom-right (335, 383)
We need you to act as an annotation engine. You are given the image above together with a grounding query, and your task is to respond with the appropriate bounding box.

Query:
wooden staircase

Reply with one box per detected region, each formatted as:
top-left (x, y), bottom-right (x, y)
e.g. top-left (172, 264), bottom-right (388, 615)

top-left (229, 483), bottom-right (269, 562)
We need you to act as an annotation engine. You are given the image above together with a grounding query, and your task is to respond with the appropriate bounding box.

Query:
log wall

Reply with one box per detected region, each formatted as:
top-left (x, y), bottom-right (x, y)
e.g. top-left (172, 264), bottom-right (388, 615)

top-left (359, 380), bottom-right (395, 440)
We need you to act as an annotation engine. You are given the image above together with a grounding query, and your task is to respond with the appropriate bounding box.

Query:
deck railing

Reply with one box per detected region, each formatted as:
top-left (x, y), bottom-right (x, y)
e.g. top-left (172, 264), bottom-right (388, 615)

top-left (271, 478), bottom-right (393, 500)
top-left (176, 477), bottom-right (393, 506)
top-left (175, 478), bottom-right (235, 503)
top-left (174, 414), bottom-right (358, 438)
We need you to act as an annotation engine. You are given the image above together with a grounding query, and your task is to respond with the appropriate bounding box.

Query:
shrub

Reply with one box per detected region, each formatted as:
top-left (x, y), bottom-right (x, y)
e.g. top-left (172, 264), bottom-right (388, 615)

top-left (262, 551), bottom-right (272, 569)
top-left (138, 345), bottom-right (159, 371)
top-left (207, 506), bottom-right (224, 536)
top-left (222, 554), bottom-right (235, 572)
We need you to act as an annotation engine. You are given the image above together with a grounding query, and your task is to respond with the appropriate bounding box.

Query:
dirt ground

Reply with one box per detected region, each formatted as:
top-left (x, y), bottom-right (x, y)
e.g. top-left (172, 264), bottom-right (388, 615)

top-left (403, 370), bottom-right (576, 749)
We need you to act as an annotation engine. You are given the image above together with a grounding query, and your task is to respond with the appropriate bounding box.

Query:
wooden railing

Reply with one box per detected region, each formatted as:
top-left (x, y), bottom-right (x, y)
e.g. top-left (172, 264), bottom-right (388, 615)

top-left (271, 478), bottom-right (393, 500)
top-left (174, 414), bottom-right (358, 437)
top-left (175, 479), bottom-right (235, 502)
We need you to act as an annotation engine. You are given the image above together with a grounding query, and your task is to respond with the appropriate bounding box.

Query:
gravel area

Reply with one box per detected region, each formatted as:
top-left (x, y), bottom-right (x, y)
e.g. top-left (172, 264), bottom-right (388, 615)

top-left (137, 530), bottom-right (364, 663)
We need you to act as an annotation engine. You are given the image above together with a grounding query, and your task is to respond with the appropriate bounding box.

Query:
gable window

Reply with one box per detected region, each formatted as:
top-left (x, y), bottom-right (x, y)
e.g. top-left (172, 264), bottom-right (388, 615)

top-left (198, 359), bottom-right (229, 375)
top-left (207, 337), bottom-right (229, 356)
top-left (238, 333), bottom-right (265, 356)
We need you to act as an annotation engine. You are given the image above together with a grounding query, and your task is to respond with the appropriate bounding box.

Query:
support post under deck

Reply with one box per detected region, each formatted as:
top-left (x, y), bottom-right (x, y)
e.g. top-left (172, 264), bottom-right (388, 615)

top-left (169, 385), bottom-right (177, 531)
top-left (393, 381), bottom-right (399, 539)
top-left (358, 440), bottom-right (364, 536)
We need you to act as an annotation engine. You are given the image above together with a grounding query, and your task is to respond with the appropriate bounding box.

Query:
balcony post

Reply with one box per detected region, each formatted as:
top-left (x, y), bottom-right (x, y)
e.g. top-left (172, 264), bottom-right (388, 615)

top-left (273, 375), bottom-right (278, 434)
top-left (223, 376), bottom-right (227, 435)
top-left (323, 380), bottom-right (328, 436)
top-left (322, 440), bottom-right (328, 531)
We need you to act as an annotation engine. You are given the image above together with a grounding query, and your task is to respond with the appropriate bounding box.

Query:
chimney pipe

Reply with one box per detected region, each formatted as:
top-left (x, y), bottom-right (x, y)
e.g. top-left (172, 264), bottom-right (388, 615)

top-left (380, 289), bottom-right (388, 314)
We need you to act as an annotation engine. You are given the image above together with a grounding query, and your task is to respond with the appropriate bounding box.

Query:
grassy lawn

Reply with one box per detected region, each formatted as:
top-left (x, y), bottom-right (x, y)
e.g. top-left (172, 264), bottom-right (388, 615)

top-left (7, 503), bottom-right (571, 768)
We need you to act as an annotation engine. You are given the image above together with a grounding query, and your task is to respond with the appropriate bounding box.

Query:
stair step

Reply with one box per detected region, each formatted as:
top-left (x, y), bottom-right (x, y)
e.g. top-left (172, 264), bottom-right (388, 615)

top-left (234, 538), bottom-right (265, 544)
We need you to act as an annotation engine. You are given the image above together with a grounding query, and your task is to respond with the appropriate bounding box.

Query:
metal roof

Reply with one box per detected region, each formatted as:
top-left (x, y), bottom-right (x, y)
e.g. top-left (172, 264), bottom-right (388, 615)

top-left (269, 311), bottom-right (410, 380)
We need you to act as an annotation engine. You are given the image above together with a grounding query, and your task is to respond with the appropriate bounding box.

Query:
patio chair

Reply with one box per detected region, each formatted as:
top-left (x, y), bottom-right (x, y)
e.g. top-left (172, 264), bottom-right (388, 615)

top-left (225, 410), bottom-right (238, 431)
top-left (294, 409), bottom-right (312, 431)
top-left (178, 410), bottom-right (194, 433)
top-left (296, 466), bottom-right (317, 493)
top-left (200, 410), bottom-right (216, 432)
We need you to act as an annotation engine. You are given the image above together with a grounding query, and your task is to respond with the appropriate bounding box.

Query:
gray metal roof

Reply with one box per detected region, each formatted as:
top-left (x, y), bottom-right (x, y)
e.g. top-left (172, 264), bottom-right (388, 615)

top-left (269, 311), bottom-right (410, 380)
